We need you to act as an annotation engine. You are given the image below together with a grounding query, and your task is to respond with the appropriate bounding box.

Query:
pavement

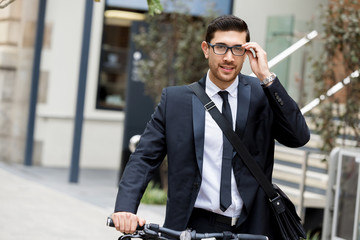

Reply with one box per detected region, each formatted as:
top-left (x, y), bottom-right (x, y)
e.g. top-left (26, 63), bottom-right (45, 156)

top-left (0, 161), bottom-right (166, 240)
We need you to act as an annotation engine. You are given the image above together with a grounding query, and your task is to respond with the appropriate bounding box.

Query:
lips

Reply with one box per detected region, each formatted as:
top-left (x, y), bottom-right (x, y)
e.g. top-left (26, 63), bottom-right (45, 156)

top-left (220, 65), bottom-right (234, 72)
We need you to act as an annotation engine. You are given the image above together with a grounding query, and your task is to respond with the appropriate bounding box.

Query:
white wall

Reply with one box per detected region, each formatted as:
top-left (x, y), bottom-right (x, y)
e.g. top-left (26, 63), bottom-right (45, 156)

top-left (38, 0), bottom-right (83, 116)
top-left (35, 0), bottom-right (124, 169)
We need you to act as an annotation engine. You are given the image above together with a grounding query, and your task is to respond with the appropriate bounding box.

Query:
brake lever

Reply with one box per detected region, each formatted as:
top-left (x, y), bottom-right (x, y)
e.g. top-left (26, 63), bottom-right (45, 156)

top-left (143, 228), bottom-right (159, 237)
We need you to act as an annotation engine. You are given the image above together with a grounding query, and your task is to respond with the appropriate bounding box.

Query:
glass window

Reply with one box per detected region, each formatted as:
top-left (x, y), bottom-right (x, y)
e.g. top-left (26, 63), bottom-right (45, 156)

top-left (97, 23), bottom-right (129, 110)
top-left (265, 15), bottom-right (294, 90)
top-left (96, 9), bottom-right (145, 111)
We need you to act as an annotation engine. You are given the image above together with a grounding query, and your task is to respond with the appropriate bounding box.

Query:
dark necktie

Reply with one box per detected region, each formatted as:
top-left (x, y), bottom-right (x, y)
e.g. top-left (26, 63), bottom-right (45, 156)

top-left (218, 91), bottom-right (233, 212)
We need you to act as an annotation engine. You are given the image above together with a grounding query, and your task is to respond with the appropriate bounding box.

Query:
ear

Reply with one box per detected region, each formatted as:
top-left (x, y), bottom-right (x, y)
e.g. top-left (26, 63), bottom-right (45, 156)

top-left (201, 41), bottom-right (209, 59)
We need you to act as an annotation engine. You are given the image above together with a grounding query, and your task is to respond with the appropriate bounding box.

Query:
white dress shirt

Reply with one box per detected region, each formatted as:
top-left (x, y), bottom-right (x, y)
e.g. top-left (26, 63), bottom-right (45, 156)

top-left (194, 72), bottom-right (244, 218)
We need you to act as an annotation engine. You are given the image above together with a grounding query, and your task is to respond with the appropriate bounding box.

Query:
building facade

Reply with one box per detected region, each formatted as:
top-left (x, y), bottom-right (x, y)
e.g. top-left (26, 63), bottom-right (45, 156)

top-left (0, 0), bottom-right (325, 170)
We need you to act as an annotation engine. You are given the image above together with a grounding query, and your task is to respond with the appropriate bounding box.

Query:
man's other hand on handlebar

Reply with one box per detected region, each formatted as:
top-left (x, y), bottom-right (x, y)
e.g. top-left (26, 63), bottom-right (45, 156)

top-left (112, 212), bottom-right (146, 234)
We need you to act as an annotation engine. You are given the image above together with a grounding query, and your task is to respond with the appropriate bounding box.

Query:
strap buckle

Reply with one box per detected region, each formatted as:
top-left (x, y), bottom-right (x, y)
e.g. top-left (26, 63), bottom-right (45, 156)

top-left (204, 101), bottom-right (216, 111)
top-left (269, 193), bottom-right (281, 203)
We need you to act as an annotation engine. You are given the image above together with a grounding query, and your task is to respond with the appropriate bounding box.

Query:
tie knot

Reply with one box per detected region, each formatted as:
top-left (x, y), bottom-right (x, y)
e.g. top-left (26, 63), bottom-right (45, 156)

top-left (218, 91), bottom-right (229, 101)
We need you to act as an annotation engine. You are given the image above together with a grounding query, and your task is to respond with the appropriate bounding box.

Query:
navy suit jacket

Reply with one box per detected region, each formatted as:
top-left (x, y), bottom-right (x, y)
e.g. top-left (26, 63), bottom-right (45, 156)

top-left (114, 73), bottom-right (310, 239)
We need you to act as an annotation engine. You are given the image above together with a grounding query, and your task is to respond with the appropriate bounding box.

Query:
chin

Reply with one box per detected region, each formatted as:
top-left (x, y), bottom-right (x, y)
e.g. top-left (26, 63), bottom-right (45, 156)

top-left (220, 74), bottom-right (237, 82)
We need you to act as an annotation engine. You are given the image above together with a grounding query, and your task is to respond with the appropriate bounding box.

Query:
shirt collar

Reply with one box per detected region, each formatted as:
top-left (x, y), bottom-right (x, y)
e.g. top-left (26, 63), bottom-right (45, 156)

top-left (205, 70), bottom-right (238, 98)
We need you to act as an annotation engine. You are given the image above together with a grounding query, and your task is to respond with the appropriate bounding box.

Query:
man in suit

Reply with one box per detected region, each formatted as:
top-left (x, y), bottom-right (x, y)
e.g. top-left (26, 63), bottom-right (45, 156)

top-left (112, 15), bottom-right (310, 239)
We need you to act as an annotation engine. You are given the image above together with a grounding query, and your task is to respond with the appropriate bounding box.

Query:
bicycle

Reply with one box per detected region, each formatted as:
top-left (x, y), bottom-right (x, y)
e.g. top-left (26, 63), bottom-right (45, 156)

top-left (107, 217), bottom-right (269, 240)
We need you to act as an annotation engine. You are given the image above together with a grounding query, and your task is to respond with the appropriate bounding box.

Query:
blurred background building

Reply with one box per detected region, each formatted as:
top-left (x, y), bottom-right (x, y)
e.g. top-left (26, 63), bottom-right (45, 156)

top-left (4, 1), bottom-right (360, 238)
top-left (0, 0), bottom-right (326, 170)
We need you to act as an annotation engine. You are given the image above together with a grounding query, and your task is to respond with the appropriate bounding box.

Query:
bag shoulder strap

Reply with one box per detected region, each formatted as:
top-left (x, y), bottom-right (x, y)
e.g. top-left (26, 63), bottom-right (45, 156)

top-left (189, 82), bottom-right (278, 200)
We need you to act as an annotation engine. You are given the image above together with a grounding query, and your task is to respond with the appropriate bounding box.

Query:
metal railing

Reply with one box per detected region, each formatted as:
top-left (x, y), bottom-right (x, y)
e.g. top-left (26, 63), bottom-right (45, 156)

top-left (322, 147), bottom-right (360, 240)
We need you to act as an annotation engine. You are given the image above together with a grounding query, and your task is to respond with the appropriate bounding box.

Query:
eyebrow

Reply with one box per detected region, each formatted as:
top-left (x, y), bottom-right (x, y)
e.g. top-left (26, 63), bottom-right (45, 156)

top-left (214, 42), bottom-right (243, 46)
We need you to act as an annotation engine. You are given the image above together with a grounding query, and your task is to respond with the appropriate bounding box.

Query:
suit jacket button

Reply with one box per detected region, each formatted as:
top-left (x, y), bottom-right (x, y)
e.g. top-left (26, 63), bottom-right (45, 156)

top-left (193, 183), bottom-right (200, 189)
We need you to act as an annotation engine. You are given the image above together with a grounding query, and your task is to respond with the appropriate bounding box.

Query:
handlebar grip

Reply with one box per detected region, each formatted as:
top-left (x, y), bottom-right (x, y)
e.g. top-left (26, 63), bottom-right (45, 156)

top-left (106, 217), bottom-right (144, 230)
top-left (107, 217), bottom-right (115, 227)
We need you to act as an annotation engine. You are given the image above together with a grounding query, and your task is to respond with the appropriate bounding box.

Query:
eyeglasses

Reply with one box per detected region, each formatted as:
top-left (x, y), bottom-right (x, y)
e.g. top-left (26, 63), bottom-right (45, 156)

top-left (207, 42), bottom-right (246, 56)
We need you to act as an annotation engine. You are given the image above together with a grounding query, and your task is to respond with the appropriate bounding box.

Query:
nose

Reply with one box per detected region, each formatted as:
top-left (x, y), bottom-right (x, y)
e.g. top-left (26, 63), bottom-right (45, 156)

top-left (223, 49), bottom-right (234, 62)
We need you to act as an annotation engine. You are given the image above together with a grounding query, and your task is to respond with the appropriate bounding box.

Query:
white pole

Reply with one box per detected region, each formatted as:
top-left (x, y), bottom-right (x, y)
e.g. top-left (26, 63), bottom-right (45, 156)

top-left (301, 70), bottom-right (359, 114)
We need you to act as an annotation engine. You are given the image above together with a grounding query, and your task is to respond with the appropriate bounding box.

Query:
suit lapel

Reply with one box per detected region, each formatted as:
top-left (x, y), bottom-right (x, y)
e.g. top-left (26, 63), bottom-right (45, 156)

top-left (234, 74), bottom-right (252, 226)
top-left (235, 74), bottom-right (251, 138)
top-left (192, 95), bottom-right (205, 174)
top-left (192, 76), bottom-right (206, 174)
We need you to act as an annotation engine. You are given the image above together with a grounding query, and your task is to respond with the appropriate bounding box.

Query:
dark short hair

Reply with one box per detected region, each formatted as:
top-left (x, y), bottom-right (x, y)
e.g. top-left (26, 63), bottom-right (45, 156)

top-left (205, 15), bottom-right (250, 43)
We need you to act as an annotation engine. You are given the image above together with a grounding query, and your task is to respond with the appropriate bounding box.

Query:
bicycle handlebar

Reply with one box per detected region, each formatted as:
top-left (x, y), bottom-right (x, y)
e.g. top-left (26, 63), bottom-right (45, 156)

top-left (107, 217), bottom-right (268, 240)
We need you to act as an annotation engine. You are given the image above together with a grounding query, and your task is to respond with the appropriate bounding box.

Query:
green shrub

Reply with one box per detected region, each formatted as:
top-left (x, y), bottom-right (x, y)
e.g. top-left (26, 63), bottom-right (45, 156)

top-left (141, 181), bottom-right (167, 205)
top-left (306, 230), bottom-right (320, 240)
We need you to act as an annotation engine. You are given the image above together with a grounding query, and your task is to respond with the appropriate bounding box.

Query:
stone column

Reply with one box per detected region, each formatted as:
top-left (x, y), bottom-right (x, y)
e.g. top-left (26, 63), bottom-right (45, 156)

top-left (0, 0), bottom-right (40, 164)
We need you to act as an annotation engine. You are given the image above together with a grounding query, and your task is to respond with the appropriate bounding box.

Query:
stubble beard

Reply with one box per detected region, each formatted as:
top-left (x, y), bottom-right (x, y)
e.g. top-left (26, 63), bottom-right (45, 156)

top-left (210, 64), bottom-right (243, 87)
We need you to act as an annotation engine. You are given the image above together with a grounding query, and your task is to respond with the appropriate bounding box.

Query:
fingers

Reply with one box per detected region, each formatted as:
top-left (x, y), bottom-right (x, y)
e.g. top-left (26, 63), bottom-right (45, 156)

top-left (242, 42), bottom-right (267, 62)
top-left (242, 42), bottom-right (265, 57)
top-left (242, 42), bottom-right (271, 80)
top-left (245, 48), bottom-right (256, 61)
top-left (112, 212), bottom-right (144, 233)
top-left (138, 217), bottom-right (146, 227)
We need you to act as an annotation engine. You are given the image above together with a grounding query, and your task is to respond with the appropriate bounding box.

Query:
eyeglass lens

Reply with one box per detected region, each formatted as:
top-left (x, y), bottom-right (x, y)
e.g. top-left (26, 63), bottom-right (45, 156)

top-left (214, 45), bottom-right (245, 56)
